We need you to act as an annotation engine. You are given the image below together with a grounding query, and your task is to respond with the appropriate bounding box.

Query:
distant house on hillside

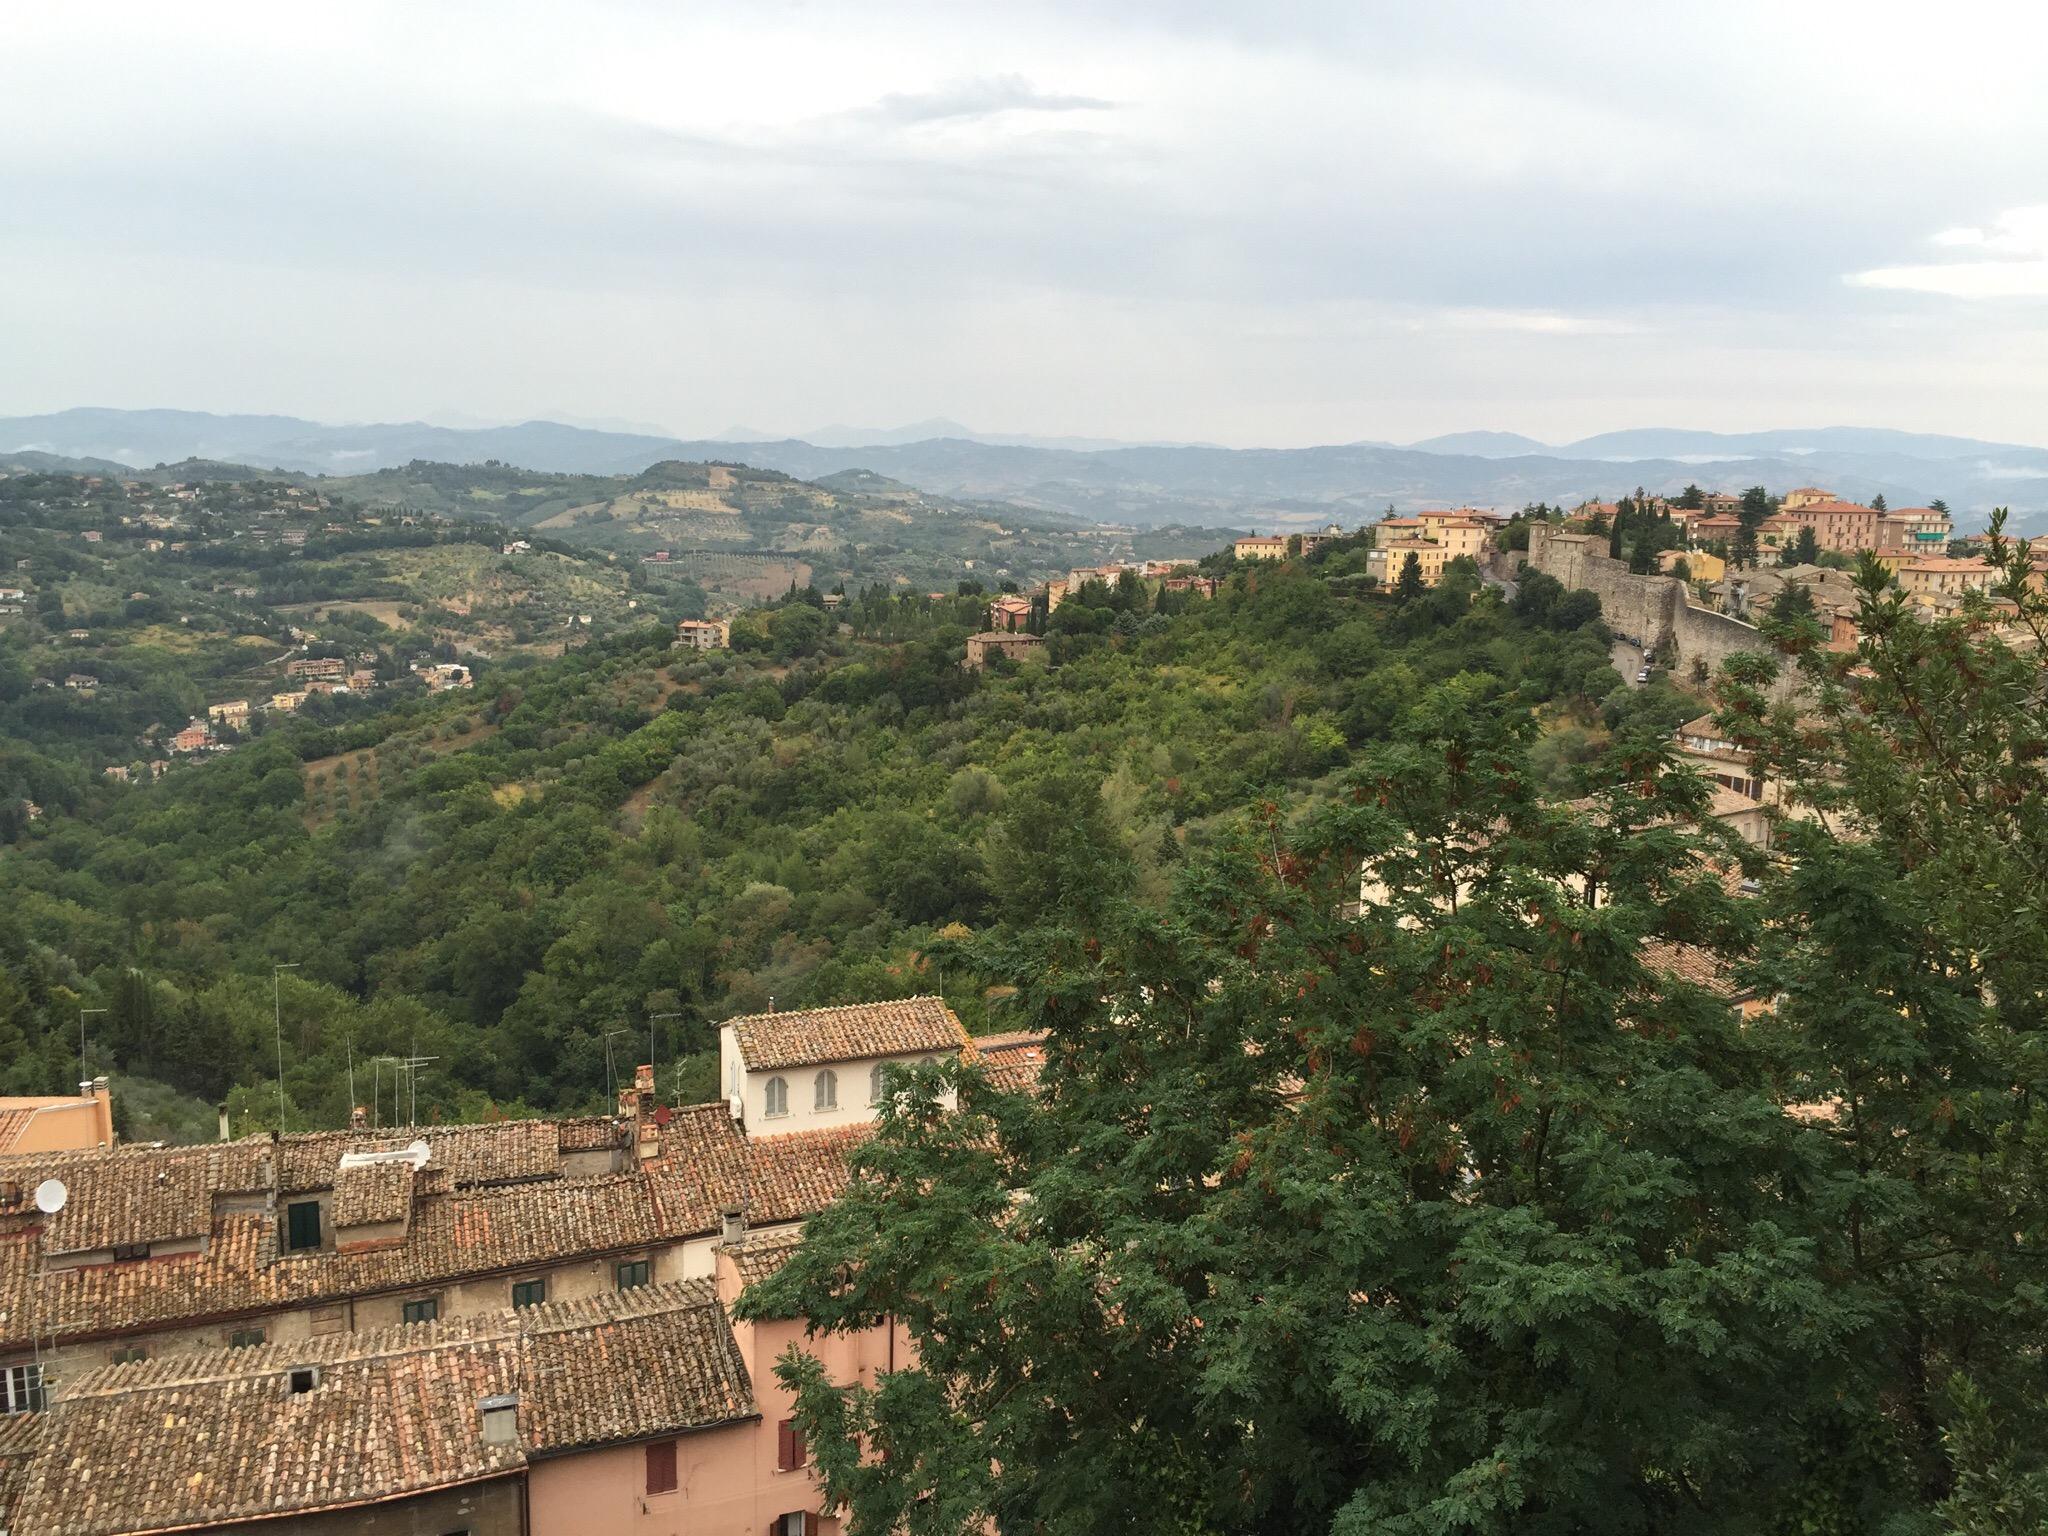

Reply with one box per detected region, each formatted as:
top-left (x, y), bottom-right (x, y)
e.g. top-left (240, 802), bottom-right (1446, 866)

top-left (1233, 535), bottom-right (1288, 561)
top-left (986, 594), bottom-right (1034, 632)
top-left (287, 656), bottom-right (347, 681)
top-left (413, 661), bottom-right (474, 690)
top-left (964, 631), bottom-right (1045, 670)
top-left (170, 722), bottom-right (214, 754)
top-left (674, 619), bottom-right (731, 652)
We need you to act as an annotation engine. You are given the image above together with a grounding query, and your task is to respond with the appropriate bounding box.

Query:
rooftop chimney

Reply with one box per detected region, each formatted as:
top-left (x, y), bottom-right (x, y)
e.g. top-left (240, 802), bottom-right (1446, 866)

top-left (217, 1103), bottom-right (231, 1143)
top-left (479, 1393), bottom-right (518, 1446)
top-left (349, 1105), bottom-right (368, 1131)
top-left (720, 1206), bottom-right (746, 1246)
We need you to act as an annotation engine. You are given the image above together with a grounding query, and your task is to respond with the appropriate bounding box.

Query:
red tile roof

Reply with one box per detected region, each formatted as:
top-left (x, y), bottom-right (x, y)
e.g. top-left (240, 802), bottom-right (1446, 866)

top-left (0, 1112), bottom-right (866, 1349)
top-left (13, 1281), bottom-right (753, 1536)
top-left (726, 996), bottom-right (968, 1071)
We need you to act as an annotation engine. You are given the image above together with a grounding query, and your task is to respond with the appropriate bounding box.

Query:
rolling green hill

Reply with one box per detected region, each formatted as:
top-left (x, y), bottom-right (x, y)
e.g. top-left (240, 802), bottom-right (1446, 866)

top-left (0, 544), bottom-right (1631, 1132)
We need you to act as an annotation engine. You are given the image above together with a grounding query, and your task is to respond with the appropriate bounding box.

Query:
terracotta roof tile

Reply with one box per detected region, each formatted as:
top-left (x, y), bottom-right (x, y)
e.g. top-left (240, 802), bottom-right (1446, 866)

top-left (1639, 938), bottom-right (1741, 1000)
top-left (330, 1160), bottom-right (416, 1229)
top-left (726, 996), bottom-right (967, 1071)
top-left (278, 1120), bottom-right (558, 1192)
top-left (0, 1115), bottom-right (866, 1349)
top-left (972, 1030), bottom-right (1050, 1095)
top-left (0, 1412), bottom-right (43, 1536)
top-left (720, 1227), bottom-right (807, 1291)
top-left (12, 1281), bottom-right (752, 1536)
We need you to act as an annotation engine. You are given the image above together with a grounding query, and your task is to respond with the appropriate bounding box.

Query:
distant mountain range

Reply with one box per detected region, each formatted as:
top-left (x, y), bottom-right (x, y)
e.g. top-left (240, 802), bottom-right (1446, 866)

top-left (6, 408), bottom-right (2044, 532)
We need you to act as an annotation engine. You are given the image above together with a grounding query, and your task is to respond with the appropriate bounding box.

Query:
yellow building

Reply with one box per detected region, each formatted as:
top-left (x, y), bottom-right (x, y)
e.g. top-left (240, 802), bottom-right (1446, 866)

top-left (1660, 547), bottom-right (1725, 582)
top-left (1898, 556), bottom-right (1996, 608)
top-left (1233, 535), bottom-right (1289, 561)
top-left (1372, 536), bottom-right (1451, 588)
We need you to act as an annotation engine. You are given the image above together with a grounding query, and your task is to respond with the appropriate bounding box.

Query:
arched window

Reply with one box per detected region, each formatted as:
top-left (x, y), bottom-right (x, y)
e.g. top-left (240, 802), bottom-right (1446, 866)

top-left (869, 1062), bottom-right (888, 1105)
top-left (814, 1069), bottom-right (838, 1111)
top-left (763, 1076), bottom-right (788, 1117)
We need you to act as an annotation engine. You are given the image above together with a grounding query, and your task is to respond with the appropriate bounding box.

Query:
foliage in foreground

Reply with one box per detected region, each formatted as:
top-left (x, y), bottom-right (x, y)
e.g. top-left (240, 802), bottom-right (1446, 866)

top-left (750, 546), bottom-right (2048, 1532)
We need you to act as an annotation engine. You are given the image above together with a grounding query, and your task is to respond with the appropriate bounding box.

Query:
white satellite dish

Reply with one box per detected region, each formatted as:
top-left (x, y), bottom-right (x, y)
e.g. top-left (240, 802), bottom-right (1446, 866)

top-left (405, 1139), bottom-right (431, 1169)
top-left (33, 1178), bottom-right (67, 1215)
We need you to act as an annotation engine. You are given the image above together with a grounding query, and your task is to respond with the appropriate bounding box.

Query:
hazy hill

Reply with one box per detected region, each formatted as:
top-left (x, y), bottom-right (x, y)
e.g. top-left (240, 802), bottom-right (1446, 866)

top-left (7, 408), bottom-right (2043, 530)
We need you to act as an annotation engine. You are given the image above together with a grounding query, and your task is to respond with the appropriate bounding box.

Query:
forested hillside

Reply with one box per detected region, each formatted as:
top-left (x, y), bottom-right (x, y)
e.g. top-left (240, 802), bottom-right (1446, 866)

top-left (0, 547), bottom-right (1646, 1139)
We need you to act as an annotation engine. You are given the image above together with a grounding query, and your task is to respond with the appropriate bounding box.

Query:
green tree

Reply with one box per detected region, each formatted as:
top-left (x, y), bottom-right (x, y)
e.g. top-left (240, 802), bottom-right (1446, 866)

top-left (1393, 551), bottom-right (1424, 602)
top-left (1716, 511), bottom-right (2048, 1515)
top-left (1733, 486), bottom-right (1771, 570)
top-left (749, 684), bottom-right (1856, 1534)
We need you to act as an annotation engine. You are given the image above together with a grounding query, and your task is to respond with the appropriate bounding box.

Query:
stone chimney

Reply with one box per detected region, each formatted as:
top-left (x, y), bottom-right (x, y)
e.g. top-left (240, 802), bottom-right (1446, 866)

top-left (349, 1105), bottom-right (368, 1131)
top-left (720, 1205), bottom-right (746, 1246)
top-left (634, 1064), bottom-right (661, 1162)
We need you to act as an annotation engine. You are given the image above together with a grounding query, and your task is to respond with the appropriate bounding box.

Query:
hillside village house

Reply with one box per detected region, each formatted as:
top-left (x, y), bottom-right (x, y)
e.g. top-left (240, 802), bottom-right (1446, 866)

top-left (0, 1000), bottom-right (995, 1533)
top-left (169, 721), bottom-right (215, 754)
top-left (285, 656), bottom-right (347, 682)
top-left (674, 618), bottom-right (731, 651)
top-left (986, 593), bottom-right (1034, 632)
top-left (1233, 535), bottom-right (1288, 561)
top-left (415, 661), bottom-right (475, 690)
top-left (719, 997), bottom-right (968, 1134)
top-left (1658, 548), bottom-right (1726, 582)
top-left (206, 699), bottom-right (251, 728)
top-left (964, 630), bottom-right (1045, 669)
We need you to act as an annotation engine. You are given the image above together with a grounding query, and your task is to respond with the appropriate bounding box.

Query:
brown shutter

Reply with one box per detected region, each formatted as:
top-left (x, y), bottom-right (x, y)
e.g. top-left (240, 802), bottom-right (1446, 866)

top-left (791, 1421), bottom-right (807, 1469)
top-left (645, 1439), bottom-right (677, 1494)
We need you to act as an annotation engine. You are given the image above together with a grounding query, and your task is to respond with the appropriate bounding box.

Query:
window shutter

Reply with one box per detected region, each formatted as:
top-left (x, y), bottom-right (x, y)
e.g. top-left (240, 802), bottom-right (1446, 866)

top-left (776, 1418), bottom-right (794, 1471)
top-left (645, 1439), bottom-right (677, 1494)
top-left (791, 1421), bottom-right (806, 1469)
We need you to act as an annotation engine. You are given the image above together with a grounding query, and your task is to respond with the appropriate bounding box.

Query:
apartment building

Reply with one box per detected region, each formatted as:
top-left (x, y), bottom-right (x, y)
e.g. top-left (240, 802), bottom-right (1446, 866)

top-left (1232, 535), bottom-right (1288, 561)
top-left (1898, 555), bottom-right (1997, 608)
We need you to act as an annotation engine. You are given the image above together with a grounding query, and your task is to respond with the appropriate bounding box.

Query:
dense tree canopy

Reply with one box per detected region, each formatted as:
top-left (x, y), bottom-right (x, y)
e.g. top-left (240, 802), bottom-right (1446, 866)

top-left (748, 527), bottom-right (2048, 1534)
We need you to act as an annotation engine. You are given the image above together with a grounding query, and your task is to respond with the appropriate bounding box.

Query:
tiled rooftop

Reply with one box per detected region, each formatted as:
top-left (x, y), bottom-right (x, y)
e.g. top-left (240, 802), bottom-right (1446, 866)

top-left (720, 1227), bottom-right (807, 1292)
top-left (0, 1111), bottom-right (869, 1349)
top-left (12, 1281), bottom-right (754, 1536)
top-left (330, 1159), bottom-right (417, 1230)
top-left (972, 1030), bottom-right (1050, 1095)
top-left (1639, 938), bottom-right (1742, 1000)
top-left (726, 996), bottom-right (968, 1071)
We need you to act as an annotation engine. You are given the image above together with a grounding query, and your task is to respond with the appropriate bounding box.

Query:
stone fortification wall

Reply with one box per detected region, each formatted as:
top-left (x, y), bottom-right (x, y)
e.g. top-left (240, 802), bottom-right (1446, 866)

top-left (1524, 523), bottom-right (1781, 686)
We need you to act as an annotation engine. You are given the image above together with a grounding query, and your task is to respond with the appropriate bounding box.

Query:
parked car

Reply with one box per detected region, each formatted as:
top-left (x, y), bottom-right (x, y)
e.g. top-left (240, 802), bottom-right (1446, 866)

top-left (1636, 667), bottom-right (1652, 684)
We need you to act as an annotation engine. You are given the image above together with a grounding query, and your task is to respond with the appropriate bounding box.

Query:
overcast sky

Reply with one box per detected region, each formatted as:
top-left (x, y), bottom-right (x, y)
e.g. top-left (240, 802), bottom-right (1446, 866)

top-left (5, 0), bottom-right (2045, 447)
